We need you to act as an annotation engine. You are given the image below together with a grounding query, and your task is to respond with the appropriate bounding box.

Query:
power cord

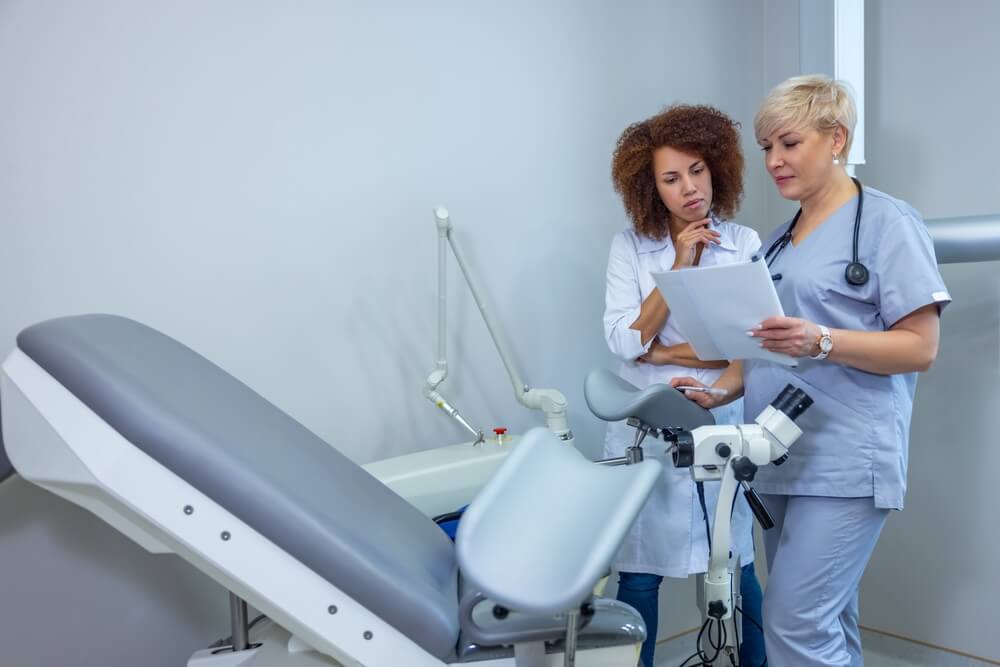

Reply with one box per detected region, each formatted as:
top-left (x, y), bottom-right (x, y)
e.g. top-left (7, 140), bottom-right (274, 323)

top-left (678, 616), bottom-right (728, 666)
top-left (696, 481), bottom-right (712, 551)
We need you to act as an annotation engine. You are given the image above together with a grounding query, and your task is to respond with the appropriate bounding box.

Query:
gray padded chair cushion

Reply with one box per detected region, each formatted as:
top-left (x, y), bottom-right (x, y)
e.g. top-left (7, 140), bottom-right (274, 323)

top-left (17, 314), bottom-right (460, 659)
top-left (0, 402), bottom-right (13, 483)
top-left (584, 368), bottom-right (715, 431)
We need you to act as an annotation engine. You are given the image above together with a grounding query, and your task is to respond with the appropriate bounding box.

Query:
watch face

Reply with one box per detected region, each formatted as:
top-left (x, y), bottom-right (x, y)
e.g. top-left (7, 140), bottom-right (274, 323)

top-left (820, 337), bottom-right (833, 352)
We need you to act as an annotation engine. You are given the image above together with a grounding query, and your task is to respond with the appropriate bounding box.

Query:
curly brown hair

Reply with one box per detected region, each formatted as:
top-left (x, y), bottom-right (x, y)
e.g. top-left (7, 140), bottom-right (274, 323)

top-left (611, 105), bottom-right (744, 241)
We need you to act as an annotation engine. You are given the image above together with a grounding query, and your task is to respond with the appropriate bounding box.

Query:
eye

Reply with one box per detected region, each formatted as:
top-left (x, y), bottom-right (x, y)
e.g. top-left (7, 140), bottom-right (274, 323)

top-left (760, 145), bottom-right (772, 153)
top-left (664, 176), bottom-right (678, 184)
top-left (783, 141), bottom-right (800, 149)
top-left (692, 166), bottom-right (705, 174)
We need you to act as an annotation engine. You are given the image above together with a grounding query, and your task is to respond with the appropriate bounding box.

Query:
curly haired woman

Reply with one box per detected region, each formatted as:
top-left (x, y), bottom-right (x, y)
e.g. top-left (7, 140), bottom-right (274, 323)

top-left (604, 104), bottom-right (765, 667)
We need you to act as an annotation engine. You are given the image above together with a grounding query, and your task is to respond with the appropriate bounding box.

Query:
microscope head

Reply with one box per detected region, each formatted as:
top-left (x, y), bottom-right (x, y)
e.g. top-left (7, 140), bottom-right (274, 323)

top-left (755, 384), bottom-right (813, 464)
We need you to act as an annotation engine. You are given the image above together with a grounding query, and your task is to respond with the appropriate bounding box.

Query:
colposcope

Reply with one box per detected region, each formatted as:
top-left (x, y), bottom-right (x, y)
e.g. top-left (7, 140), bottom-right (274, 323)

top-left (585, 370), bottom-right (813, 664)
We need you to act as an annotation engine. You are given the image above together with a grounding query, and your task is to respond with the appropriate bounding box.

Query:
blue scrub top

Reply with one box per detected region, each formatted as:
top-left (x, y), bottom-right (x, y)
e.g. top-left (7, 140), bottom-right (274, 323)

top-left (745, 186), bottom-right (951, 509)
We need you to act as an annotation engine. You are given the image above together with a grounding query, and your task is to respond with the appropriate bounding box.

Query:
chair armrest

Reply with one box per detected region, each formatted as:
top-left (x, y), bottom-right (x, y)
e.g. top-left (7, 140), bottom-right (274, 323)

top-left (455, 428), bottom-right (661, 616)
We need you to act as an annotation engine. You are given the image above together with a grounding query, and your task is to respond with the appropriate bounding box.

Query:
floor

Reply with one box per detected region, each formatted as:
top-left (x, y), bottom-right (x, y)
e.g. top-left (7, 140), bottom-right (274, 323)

top-left (654, 628), bottom-right (998, 666)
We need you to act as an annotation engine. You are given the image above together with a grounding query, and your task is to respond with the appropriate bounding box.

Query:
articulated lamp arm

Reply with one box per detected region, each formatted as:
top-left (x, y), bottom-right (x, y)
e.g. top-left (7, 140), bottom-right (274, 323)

top-left (424, 207), bottom-right (573, 443)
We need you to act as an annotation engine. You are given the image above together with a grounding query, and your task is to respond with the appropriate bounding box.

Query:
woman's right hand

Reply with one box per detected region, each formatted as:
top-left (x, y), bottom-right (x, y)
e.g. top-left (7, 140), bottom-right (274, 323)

top-left (671, 218), bottom-right (720, 269)
top-left (669, 376), bottom-right (723, 409)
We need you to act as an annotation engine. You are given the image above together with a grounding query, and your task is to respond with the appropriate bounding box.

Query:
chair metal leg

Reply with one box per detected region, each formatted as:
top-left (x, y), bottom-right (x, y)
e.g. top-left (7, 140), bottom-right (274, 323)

top-left (563, 608), bottom-right (580, 667)
top-left (229, 593), bottom-right (249, 652)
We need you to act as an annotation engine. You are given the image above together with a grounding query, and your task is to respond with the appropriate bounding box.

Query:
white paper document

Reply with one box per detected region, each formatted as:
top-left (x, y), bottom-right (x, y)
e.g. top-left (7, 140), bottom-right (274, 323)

top-left (651, 257), bottom-right (797, 366)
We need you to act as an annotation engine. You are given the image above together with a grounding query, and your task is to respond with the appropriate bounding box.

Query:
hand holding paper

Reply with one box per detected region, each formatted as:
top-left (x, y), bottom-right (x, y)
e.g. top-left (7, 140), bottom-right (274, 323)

top-left (651, 257), bottom-right (797, 366)
top-left (748, 315), bottom-right (824, 358)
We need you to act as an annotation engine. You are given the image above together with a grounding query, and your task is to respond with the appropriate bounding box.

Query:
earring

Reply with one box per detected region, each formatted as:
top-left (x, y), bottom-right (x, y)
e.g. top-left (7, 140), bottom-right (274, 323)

top-left (833, 154), bottom-right (840, 165)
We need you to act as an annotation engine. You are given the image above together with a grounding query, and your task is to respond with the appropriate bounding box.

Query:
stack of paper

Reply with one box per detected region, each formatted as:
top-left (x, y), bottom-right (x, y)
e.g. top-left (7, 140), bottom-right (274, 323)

top-left (651, 257), bottom-right (796, 366)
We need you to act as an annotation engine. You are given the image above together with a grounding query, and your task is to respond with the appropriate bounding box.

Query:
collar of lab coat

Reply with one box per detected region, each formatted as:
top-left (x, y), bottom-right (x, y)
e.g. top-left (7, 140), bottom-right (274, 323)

top-left (634, 215), bottom-right (738, 254)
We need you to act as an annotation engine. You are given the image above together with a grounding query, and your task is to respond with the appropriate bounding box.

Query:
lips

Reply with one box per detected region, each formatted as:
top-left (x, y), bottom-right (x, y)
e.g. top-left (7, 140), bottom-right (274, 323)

top-left (683, 198), bottom-right (704, 209)
top-left (774, 175), bottom-right (793, 184)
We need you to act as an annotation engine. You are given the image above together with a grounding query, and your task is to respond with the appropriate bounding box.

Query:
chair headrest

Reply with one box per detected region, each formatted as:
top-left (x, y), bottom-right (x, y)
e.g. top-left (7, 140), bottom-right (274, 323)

top-left (584, 368), bottom-right (715, 431)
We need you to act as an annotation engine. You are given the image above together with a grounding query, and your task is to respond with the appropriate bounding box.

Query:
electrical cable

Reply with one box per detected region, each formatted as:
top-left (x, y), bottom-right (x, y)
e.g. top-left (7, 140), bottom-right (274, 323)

top-left (696, 481), bottom-right (712, 551)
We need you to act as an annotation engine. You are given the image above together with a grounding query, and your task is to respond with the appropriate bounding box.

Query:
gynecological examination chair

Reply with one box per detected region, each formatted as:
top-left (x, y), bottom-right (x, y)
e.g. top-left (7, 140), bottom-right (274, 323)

top-left (0, 314), bottom-right (663, 667)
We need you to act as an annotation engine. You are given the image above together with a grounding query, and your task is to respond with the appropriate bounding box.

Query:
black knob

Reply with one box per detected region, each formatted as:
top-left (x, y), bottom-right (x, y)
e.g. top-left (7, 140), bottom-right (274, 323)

top-left (707, 600), bottom-right (727, 619)
top-left (731, 456), bottom-right (758, 481)
top-left (492, 605), bottom-right (509, 620)
top-left (715, 443), bottom-right (732, 459)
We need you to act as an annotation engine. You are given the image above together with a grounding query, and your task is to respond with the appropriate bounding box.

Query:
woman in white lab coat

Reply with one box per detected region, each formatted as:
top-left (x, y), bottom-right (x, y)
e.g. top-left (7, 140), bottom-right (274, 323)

top-left (604, 104), bottom-right (765, 667)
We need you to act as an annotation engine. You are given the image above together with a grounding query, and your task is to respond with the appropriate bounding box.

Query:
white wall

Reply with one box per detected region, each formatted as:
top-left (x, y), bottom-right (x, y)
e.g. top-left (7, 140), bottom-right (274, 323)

top-left (856, 0), bottom-right (1000, 662)
top-left (0, 1), bottom-right (770, 663)
top-left (760, 0), bottom-right (803, 241)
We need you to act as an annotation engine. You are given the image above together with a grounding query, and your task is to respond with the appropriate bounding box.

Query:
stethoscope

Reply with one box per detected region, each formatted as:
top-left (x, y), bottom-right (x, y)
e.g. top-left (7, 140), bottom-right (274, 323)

top-left (763, 177), bottom-right (869, 286)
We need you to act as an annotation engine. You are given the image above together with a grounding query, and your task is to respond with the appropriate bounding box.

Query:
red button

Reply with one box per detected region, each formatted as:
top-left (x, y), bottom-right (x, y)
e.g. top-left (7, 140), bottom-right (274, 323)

top-left (493, 427), bottom-right (508, 435)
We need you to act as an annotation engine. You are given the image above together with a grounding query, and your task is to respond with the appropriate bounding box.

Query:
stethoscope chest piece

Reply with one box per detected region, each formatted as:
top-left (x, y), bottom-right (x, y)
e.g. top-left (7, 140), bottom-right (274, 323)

top-left (845, 261), bottom-right (869, 286)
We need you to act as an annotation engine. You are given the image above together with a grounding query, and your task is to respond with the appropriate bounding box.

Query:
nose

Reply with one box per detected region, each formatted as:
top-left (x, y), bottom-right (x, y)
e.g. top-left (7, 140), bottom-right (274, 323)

top-left (766, 148), bottom-right (783, 173)
top-left (681, 174), bottom-right (697, 194)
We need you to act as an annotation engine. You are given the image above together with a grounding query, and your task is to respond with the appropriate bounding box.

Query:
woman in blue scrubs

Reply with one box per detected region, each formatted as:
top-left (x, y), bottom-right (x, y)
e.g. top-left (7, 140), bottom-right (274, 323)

top-left (672, 75), bottom-right (950, 666)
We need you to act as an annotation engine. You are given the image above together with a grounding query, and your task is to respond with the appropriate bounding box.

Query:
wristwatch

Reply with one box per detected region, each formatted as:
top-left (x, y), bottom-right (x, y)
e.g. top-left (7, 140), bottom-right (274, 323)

top-left (811, 325), bottom-right (833, 360)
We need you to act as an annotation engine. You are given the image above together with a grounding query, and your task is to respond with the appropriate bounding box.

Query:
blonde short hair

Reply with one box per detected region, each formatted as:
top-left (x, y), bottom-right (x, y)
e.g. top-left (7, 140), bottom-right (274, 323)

top-left (754, 74), bottom-right (857, 163)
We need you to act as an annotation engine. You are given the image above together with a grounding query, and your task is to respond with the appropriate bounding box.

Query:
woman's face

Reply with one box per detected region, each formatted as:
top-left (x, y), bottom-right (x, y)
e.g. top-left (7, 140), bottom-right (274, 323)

top-left (652, 146), bottom-right (713, 224)
top-left (759, 125), bottom-right (843, 202)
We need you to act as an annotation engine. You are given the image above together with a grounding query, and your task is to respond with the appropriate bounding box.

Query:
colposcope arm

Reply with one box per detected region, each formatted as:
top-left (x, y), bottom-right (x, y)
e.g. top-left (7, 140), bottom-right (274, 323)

top-left (671, 384), bottom-right (813, 621)
top-left (704, 461), bottom-right (740, 620)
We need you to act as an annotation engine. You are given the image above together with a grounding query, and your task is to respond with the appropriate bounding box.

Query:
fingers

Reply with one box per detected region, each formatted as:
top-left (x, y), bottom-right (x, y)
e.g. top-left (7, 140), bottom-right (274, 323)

top-left (677, 234), bottom-right (720, 253)
top-left (680, 228), bottom-right (721, 243)
top-left (684, 217), bottom-right (712, 230)
top-left (758, 316), bottom-right (794, 330)
top-left (675, 386), bottom-right (715, 408)
top-left (747, 317), bottom-right (797, 339)
top-left (690, 393), bottom-right (715, 408)
top-left (669, 378), bottom-right (713, 406)
top-left (748, 317), bottom-right (816, 358)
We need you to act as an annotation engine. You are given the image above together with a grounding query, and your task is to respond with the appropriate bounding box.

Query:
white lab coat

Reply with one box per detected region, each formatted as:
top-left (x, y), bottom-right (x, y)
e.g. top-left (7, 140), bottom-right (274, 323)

top-left (603, 218), bottom-right (761, 577)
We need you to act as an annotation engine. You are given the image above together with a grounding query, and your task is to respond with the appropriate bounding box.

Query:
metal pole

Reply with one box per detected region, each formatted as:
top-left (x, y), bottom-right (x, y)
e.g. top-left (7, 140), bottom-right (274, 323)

top-left (563, 609), bottom-right (579, 667)
top-left (229, 592), bottom-right (249, 652)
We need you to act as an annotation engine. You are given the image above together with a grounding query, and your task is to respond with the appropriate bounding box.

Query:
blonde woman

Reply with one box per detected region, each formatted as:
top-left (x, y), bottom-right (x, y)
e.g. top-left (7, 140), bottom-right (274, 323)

top-left (673, 76), bottom-right (950, 666)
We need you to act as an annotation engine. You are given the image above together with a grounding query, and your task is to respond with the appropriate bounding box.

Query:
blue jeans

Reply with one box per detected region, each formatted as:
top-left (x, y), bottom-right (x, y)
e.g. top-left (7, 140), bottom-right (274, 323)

top-left (617, 562), bottom-right (766, 667)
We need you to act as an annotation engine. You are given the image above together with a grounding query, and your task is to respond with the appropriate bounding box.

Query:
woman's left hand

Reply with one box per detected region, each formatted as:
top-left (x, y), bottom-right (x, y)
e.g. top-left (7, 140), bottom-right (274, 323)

top-left (749, 316), bottom-right (821, 358)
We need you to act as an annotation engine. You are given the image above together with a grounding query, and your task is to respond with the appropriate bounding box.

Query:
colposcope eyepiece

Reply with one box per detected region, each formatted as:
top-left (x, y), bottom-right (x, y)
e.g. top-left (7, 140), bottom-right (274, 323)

top-left (770, 384), bottom-right (813, 422)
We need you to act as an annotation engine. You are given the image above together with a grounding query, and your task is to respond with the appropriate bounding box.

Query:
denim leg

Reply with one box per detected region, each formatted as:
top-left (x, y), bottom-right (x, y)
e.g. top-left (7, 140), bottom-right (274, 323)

top-left (739, 561), bottom-right (766, 667)
top-left (616, 571), bottom-right (663, 667)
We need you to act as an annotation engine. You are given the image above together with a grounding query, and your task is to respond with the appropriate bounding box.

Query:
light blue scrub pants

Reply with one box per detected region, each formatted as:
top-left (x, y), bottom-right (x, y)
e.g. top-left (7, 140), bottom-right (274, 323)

top-left (760, 495), bottom-right (889, 667)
